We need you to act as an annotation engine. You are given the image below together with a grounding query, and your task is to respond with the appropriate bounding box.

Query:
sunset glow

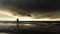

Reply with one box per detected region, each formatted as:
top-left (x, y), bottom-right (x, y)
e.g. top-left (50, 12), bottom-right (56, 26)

top-left (0, 10), bottom-right (60, 21)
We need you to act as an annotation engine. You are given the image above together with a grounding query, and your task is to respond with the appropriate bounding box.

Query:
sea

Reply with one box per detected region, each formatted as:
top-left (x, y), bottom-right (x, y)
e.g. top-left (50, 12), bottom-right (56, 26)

top-left (0, 21), bottom-right (59, 34)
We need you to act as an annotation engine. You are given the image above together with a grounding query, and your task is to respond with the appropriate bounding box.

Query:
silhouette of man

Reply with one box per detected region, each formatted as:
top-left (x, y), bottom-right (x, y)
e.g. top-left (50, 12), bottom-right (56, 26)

top-left (17, 18), bottom-right (19, 27)
top-left (16, 18), bottom-right (20, 33)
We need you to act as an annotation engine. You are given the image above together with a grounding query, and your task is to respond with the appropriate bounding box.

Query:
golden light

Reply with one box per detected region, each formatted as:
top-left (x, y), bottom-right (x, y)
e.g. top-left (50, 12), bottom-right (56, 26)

top-left (0, 10), bottom-right (14, 16)
top-left (20, 24), bottom-right (32, 28)
top-left (22, 24), bottom-right (32, 26)
top-left (0, 10), bottom-right (19, 21)
top-left (19, 17), bottom-right (60, 21)
top-left (20, 24), bottom-right (37, 28)
top-left (0, 9), bottom-right (60, 21)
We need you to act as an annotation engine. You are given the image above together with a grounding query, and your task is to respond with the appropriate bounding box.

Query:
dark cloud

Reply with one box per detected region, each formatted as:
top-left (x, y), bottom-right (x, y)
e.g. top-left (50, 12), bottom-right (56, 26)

top-left (1, 0), bottom-right (60, 19)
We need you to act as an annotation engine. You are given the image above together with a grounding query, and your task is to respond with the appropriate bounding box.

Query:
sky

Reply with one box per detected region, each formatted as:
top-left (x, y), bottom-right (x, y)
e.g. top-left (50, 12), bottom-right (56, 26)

top-left (0, 0), bottom-right (60, 21)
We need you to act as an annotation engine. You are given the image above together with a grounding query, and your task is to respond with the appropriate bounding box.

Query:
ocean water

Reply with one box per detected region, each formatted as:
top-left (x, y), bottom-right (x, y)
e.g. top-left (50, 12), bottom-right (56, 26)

top-left (0, 21), bottom-right (59, 34)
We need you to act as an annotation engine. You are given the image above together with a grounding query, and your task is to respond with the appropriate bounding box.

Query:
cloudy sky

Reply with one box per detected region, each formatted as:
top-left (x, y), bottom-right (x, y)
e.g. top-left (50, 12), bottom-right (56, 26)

top-left (0, 0), bottom-right (60, 21)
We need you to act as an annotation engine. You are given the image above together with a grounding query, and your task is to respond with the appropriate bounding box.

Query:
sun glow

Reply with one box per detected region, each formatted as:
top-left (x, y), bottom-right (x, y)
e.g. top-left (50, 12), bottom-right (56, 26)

top-left (0, 10), bottom-right (14, 16)
top-left (0, 10), bottom-right (60, 21)
top-left (20, 24), bottom-right (37, 28)
top-left (18, 17), bottom-right (60, 21)
top-left (0, 10), bottom-right (18, 21)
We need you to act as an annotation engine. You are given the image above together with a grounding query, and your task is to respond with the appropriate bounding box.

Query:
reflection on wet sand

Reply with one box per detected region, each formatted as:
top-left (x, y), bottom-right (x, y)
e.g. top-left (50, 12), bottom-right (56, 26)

top-left (0, 21), bottom-right (60, 33)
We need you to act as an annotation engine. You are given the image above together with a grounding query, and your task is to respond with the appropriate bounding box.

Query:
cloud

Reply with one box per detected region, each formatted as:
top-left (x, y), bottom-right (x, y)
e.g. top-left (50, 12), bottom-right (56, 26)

top-left (0, 0), bottom-right (60, 20)
top-left (0, 10), bottom-right (18, 21)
